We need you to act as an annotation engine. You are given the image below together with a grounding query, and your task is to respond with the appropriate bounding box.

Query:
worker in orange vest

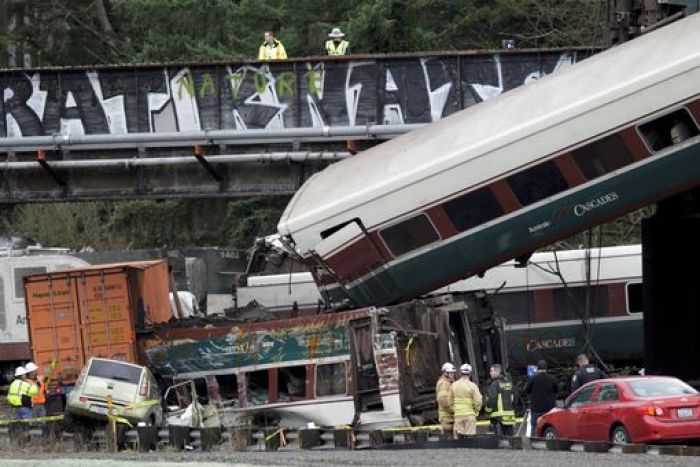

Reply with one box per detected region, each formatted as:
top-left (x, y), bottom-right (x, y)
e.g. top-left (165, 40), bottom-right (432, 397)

top-left (24, 362), bottom-right (47, 418)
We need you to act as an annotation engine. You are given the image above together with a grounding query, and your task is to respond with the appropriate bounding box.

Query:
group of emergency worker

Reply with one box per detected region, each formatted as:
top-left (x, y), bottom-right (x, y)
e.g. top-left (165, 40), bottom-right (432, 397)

top-left (6, 362), bottom-right (47, 420)
top-left (435, 361), bottom-right (515, 438)
top-left (258, 27), bottom-right (350, 60)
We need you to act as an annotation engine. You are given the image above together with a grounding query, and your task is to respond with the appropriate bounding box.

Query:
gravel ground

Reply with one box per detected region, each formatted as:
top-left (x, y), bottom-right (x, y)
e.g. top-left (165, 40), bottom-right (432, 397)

top-left (2, 449), bottom-right (700, 467)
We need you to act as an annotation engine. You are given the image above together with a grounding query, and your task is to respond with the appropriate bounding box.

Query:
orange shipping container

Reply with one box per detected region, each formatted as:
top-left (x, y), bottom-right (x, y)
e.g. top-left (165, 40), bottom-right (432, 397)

top-left (24, 260), bottom-right (173, 384)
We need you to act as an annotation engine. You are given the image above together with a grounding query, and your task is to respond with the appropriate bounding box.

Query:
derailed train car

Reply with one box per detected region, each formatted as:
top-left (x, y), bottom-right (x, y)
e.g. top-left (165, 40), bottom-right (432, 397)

top-left (277, 13), bottom-right (700, 308)
top-left (140, 295), bottom-right (506, 428)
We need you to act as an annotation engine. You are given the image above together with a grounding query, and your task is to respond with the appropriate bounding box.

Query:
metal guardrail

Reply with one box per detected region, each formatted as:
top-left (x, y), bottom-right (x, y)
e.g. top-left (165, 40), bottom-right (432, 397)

top-left (1, 418), bottom-right (699, 457)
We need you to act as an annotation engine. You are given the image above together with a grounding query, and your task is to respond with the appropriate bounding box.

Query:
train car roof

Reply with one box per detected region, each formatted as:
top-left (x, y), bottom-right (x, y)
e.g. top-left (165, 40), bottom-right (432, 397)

top-left (279, 13), bottom-right (700, 237)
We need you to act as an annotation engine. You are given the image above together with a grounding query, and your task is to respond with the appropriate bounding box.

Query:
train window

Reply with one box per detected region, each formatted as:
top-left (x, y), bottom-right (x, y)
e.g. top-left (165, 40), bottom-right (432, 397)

top-left (192, 377), bottom-right (210, 405)
top-left (443, 187), bottom-right (504, 232)
top-left (626, 282), bottom-right (643, 313)
top-left (489, 291), bottom-right (534, 325)
top-left (506, 161), bottom-right (568, 206)
top-left (638, 108), bottom-right (699, 152)
top-left (278, 365), bottom-right (307, 401)
top-left (13, 267), bottom-right (46, 299)
top-left (215, 373), bottom-right (239, 403)
top-left (246, 370), bottom-right (269, 405)
top-left (552, 285), bottom-right (609, 320)
top-left (316, 362), bottom-right (347, 397)
top-left (571, 134), bottom-right (634, 180)
top-left (379, 214), bottom-right (440, 257)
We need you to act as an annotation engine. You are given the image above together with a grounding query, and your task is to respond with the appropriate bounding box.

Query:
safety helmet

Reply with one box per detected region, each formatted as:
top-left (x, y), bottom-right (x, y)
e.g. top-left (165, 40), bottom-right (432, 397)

top-left (14, 366), bottom-right (27, 377)
top-left (24, 362), bottom-right (38, 373)
top-left (460, 363), bottom-right (473, 374)
top-left (441, 362), bottom-right (456, 373)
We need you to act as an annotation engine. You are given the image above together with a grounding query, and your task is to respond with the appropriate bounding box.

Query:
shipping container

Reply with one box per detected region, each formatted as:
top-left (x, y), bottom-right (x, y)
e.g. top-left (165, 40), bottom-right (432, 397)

top-left (24, 260), bottom-right (173, 384)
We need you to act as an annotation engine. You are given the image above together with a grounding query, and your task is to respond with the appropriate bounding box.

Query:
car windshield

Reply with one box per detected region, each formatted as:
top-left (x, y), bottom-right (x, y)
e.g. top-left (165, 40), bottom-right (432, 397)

top-left (88, 359), bottom-right (142, 384)
top-left (627, 378), bottom-right (698, 398)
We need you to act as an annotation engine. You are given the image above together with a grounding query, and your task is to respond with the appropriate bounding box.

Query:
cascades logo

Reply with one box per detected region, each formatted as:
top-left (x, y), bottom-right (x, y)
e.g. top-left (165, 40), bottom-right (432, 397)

top-left (574, 192), bottom-right (619, 217)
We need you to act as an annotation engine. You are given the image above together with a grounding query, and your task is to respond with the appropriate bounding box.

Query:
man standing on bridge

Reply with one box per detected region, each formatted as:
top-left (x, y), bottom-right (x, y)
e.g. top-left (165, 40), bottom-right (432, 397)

top-left (325, 28), bottom-right (350, 56)
top-left (435, 362), bottom-right (456, 433)
top-left (450, 363), bottom-right (482, 437)
top-left (571, 353), bottom-right (608, 392)
top-left (258, 31), bottom-right (287, 61)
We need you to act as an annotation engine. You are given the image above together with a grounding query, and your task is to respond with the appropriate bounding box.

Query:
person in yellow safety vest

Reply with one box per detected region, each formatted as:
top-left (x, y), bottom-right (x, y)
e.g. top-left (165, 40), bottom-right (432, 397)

top-left (435, 362), bottom-right (456, 432)
top-left (25, 361), bottom-right (47, 418)
top-left (325, 28), bottom-right (350, 56)
top-left (6, 366), bottom-right (38, 420)
top-left (258, 31), bottom-right (287, 61)
top-left (449, 363), bottom-right (483, 437)
top-left (485, 363), bottom-right (516, 437)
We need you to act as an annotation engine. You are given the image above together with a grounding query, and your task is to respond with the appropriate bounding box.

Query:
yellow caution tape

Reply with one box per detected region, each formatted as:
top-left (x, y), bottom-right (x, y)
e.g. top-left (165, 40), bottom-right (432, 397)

top-left (125, 399), bottom-right (160, 410)
top-left (264, 427), bottom-right (286, 441)
top-left (0, 415), bottom-right (64, 426)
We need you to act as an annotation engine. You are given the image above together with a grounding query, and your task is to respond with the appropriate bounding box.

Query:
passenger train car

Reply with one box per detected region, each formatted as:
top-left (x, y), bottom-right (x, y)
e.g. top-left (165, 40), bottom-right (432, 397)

top-left (236, 245), bottom-right (644, 370)
top-left (277, 13), bottom-right (700, 308)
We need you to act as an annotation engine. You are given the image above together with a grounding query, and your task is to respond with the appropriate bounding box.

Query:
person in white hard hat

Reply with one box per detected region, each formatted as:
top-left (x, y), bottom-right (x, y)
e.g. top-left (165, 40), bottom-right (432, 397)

top-left (24, 362), bottom-right (46, 418)
top-left (436, 362), bottom-right (456, 432)
top-left (450, 363), bottom-right (483, 437)
top-left (325, 27), bottom-right (350, 56)
top-left (6, 366), bottom-right (37, 419)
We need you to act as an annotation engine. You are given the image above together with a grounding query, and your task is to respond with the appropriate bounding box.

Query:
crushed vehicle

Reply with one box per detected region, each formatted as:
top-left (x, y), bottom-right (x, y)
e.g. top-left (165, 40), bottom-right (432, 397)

top-left (65, 357), bottom-right (163, 427)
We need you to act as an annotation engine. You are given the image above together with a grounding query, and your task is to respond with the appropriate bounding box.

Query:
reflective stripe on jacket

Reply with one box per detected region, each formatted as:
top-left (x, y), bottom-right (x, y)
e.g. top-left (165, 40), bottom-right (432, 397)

top-left (450, 377), bottom-right (483, 418)
top-left (258, 40), bottom-right (287, 60)
top-left (435, 376), bottom-right (453, 422)
top-left (7, 379), bottom-right (38, 407)
top-left (486, 376), bottom-right (516, 423)
top-left (325, 39), bottom-right (349, 55)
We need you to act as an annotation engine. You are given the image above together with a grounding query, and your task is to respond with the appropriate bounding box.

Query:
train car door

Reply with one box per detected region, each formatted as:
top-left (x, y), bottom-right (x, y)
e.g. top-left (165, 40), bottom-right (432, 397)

top-left (348, 317), bottom-right (383, 418)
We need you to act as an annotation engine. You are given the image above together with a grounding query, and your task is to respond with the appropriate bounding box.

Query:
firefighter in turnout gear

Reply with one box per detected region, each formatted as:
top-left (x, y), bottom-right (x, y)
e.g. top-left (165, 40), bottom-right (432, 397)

top-left (6, 366), bottom-right (38, 419)
top-left (436, 362), bottom-right (456, 432)
top-left (485, 364), bottom-right (516, 436)
top-left (449, 363), bottom-right (483, 437)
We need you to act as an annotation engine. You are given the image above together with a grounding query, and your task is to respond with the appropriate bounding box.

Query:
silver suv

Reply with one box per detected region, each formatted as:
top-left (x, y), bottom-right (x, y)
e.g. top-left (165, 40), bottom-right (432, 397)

top-left (66, 357), bottom-right (163, 426)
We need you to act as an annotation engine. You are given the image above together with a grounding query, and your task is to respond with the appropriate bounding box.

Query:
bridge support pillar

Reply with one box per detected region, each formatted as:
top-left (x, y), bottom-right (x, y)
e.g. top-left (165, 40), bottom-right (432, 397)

top-left (642, 189), bottom-right (700, 383)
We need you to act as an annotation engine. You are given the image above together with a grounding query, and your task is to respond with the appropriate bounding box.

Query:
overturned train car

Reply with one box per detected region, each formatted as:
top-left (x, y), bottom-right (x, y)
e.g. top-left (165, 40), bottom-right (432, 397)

top-left (277, 13), bottom-right (700, 308)
top-left (140, 296), bottom-right (506, 428)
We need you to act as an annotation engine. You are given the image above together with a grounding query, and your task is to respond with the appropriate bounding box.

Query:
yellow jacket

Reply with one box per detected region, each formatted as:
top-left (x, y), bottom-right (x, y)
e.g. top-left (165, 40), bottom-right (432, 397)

top-left (435, 375), bottom-right (453, 423)
top-left (450, 376), bottom-right (483, 417)
top-left (258, 40), bottom-right (287, 60)
top-left (7, 378), bottom-right (38, 407)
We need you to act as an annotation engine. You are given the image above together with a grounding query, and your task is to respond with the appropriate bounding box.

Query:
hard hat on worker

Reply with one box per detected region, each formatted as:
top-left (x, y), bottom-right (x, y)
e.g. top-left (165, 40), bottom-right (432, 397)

top-left (14, 366), bottom-right (27, 377)
top-left (460, 363), bottom-right (473, 374)
top-left (328, 27), bottom-right (345, 38)
top-left (441, 362), bottom-right (456, 373)
top-left (24, 362), bottom-right (38, 373)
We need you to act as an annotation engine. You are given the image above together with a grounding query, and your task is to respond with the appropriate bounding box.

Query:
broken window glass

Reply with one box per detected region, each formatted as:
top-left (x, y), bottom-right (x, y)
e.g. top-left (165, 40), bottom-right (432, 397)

top-left (214, 373), bottom-right (239, 407)
top-left (278, 366), bottom-right (307, 401)
top-left (246, 370), bottom-right (269, 405)
top-left (316, 362), bottom-right (347, 397)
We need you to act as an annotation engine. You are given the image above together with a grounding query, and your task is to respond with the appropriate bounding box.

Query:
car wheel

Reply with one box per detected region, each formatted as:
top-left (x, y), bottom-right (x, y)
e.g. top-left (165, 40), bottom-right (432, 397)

top-left (543, 426), bottom-right (557, 439)
top-left (611, 425), bottom-right (631, 445)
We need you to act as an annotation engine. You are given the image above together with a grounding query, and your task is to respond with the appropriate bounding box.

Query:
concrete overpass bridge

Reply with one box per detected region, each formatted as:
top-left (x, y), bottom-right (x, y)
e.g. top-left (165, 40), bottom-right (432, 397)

top-left (0, 48), bottom-right (591, 203)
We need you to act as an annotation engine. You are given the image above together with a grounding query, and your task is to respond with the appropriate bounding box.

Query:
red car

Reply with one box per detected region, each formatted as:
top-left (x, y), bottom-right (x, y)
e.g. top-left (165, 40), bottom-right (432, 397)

top-left (536, 376), bottom-right (700, 444)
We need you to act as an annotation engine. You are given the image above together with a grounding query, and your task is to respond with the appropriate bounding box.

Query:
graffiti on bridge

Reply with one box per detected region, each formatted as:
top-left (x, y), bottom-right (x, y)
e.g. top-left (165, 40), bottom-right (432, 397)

top-left (0, 51), bottom-right (586, 138)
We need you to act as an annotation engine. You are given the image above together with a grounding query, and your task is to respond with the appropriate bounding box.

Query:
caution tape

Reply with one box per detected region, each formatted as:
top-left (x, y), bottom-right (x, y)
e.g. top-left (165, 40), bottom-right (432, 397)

top-left (125, 399), bottom-right (160, 410)
top-left (0, 415), bottom-right (64, 426)
top-left (380, 417), bottom-right (524, 431)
